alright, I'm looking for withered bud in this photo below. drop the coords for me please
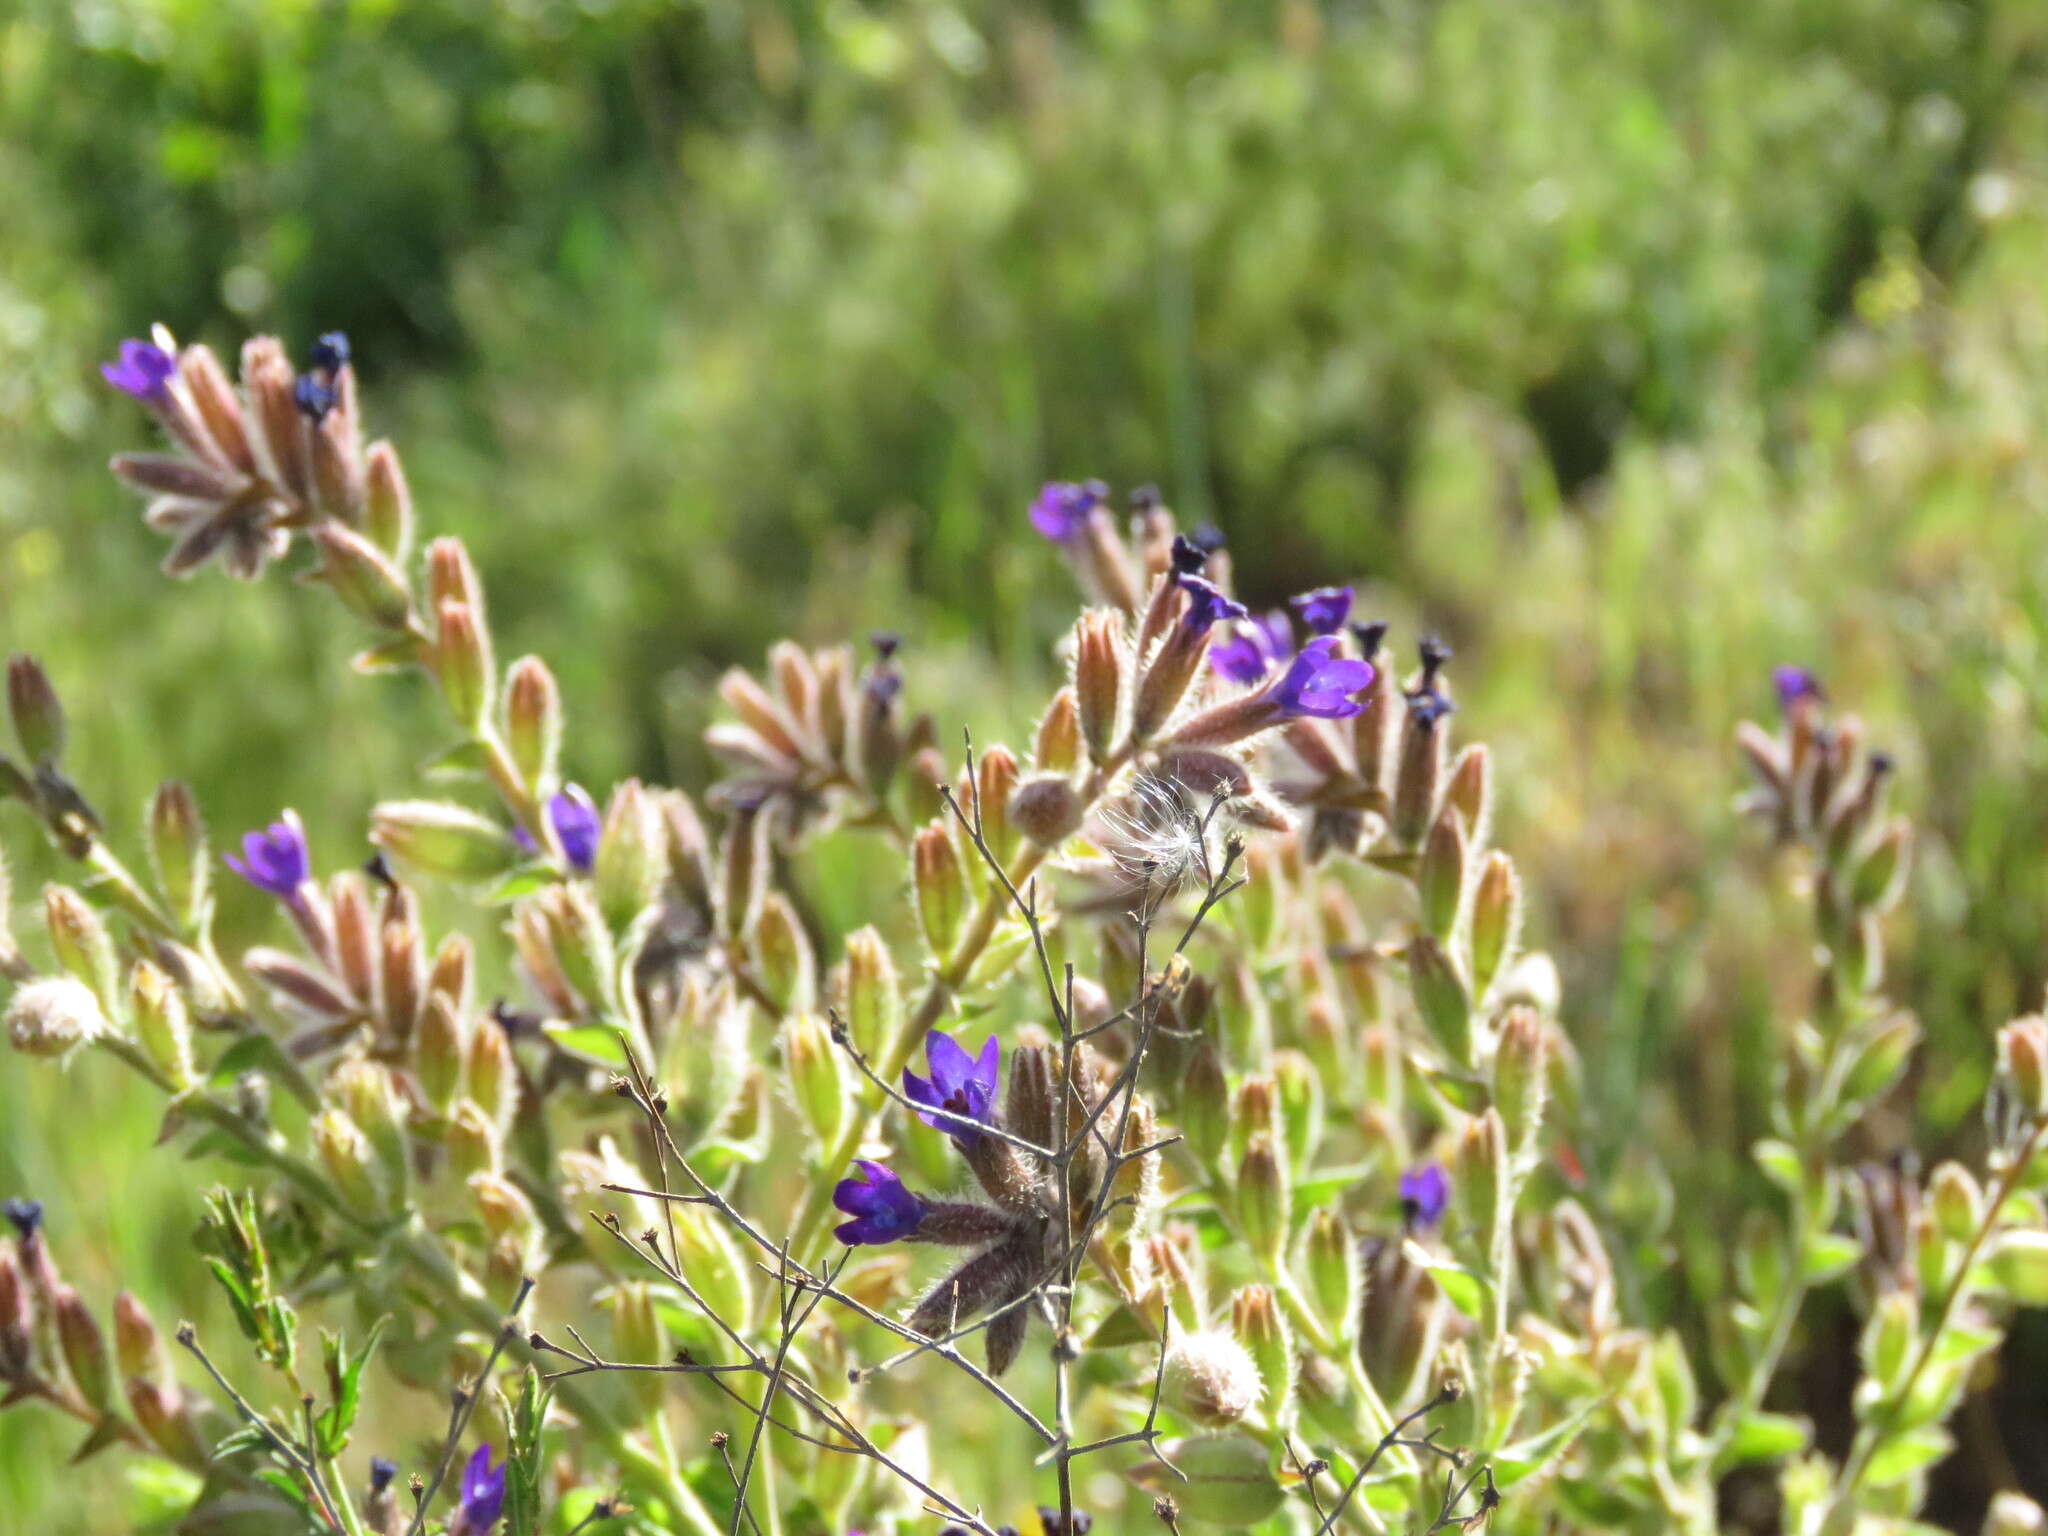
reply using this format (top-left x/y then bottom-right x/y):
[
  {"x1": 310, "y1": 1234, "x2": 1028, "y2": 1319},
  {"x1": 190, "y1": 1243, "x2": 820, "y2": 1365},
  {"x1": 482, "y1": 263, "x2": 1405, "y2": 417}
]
[
  {"x1": 243, "y1": 336, "x2": 310, "y2": 500},
  {"x1": 1035, "y1": 687, "x2": 1083, "y2": 773},
  {"x1": 1010, "y1": 774, "x2": 1085, "y2": 847},
  {"x1": 6, "y1": 976, "x2": 108, "y2": 1059},
  {"x1": 178, "y1": 343, "x2": 255, "y2": 474},
  {"x1": 113, "y1": 1290, "x2": 165, "y2": 1383},
  {"x1": 1074, "y1": 611, "x2": 1125, "y2": 766},
  {"x1": 1392, "y1": 691, "x2": 1451, "y2": 847},
  {"x1": 1161, "y1": 1329, "x2": 1263, "y2": 1426},
  {"x1": 1005, "y1": 1043, "x2": 1058, "y2": 1151}
]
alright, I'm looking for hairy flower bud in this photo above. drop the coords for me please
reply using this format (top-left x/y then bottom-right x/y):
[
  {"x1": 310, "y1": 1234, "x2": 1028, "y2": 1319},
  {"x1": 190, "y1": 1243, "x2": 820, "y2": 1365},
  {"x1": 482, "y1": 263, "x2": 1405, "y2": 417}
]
[
  {"x1": 1494, "y1": 1006, "x2": 1549, "y2": 1151},
  {"x1": 1392, "y1": 695, "x2": 1449, "y2": 847},
  {"x1": 1408, "y1": 935, "x2": 1473, "y2": 1069},
  {"x1": 834, "y1": 925, "x2": 900, "y2": 1062},
  {"x1": 44, "y1": 885, "x2": 119, "y2": 1017},
  {"x1": 467, "y1": 1016, "x2": 518, "y2": 1137},
  {"x1": 1445, "y1": 743, "x2": 1491, "y2": 848},
  {"x1": 53, "y1": 1284, "x2": 113, "y2": 1413},
  {"x1": 6, "y1": 976, "x2": 108, "y2": 1058},
  {"x1": 1469, "y1": 850, "x2": 1521, "y2": 1000},
  {"x1": 1035, "y1": 686, "x2": 1083, "y2": 773},
  {"x1": 129, "y1": 959, "x2": 195, "y2": 1088},
  {"x1": 1305, "y1": 1209, "x2": 1360, "y2": 1342},
  {"x1": 1236, "y1": 1135, "x2": 1289, "y2": 1266},
  {"x1": 1417, "y1": 808, "x2": 1468, "y2": 941},
  {"x1": 362, "y1": 439, "x2": 414, "y2": 562},
  {"x1": 7, "y1": 654, "x2": 66, "y2": 766},
  {"x1": 592, "y1": 779, "x2": 662, "y2": 932},
  {"x1": 1272, "y1": 1051, "x2": 1322, "y2": 1170},
  {"x1": 371, "y1": 801, "x2": 519, "y2": 881},
  {"x1": 309, "y1": 523, "x2": 414, "y2": 631},
  {"x1": 1928, "y1": 1161, "x2": 1981, "y2": 1244},
  {"x1": 782, "y1": 1013, "x2": 849, "y2": 1148},
  {"x1": 1074, "y1": 611, "x2": 1124, "y2": 765},
  {"x1": 2001, "y1": 1017, "x2": 2048, "y2": 1121},
  {"x1": 605, "y1": 1280, "x2": 669, "y2": 1415},
  {"x1": 1010, "y1": 774, "x2": 1084, "y2": 848},
  {"x1": 415, "y1": 992, "x2": 465, "y2": 1115},
  {"x1": 913, "y1": 821, "x2": 968, "y2": 957},
  {"x1": 1181, "y1": 1038, "x2": 1230, "y2": 1169},
  {"x1": 112, "y1": 1290, "x2": 165, "y2": 1384},
  {"x1": 751, "y1": 891, "x2": 816, "y2": 1014},
  {"x1": 1162, "y1": 1329, "x2": 1263, "y2": 1426},
  {"x1": 445, "y1": 1099, "x2": 501, "y2": 1181},
  {"x1": 1451, "y1": 1112, "x2": 1507, "y2": 1237},
  {"x1": 974, "y1": 745, "x2": 1022, "y2": 864},
  {"x1": 717, "y1": 804, "x2": 768, "y2": 945},
  {"x1": 503, "y1": 655, "x2": 562, "y2": 796},
  {"x1": 145, "y1": 781, "x2": 208, "y2": 929},
  {"x1": 1232, "y1": 1285, "x2": 1295, "y2": 1418},
  {"x1": 433, "y1": 600, "x2": 494, "y2": 730},
  {"x1": 313, "y1": 1108, "x2": 386, "y2": 1214}
]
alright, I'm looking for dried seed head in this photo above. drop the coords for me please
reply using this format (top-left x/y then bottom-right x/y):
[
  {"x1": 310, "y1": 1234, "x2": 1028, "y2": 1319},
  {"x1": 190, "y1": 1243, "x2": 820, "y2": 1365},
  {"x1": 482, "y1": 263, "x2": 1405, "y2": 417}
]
[
  {"x1": 1161, "y1": 1329, "x2": 1263, "y2": 1426},
  {"x1": 5, "y1": 976, "x2": 108, "y2": 1059},
  {"x1": 1010, "y1": 773, "x2": 1085, "y2": 847}
]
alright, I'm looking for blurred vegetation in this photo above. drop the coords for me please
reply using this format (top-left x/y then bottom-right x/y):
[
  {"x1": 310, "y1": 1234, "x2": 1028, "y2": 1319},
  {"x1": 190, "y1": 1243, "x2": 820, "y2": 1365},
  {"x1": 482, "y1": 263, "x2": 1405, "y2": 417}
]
[{"x1": 4, "y1": 0, "x2": 2048, "y2": 1528}]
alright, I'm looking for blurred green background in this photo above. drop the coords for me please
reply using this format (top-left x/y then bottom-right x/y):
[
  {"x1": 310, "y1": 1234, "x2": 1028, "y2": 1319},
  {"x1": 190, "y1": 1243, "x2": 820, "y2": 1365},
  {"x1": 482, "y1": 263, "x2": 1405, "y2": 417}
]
[{"x1": 5, "y1": 0, "x2": 2048, "y2": 1528}]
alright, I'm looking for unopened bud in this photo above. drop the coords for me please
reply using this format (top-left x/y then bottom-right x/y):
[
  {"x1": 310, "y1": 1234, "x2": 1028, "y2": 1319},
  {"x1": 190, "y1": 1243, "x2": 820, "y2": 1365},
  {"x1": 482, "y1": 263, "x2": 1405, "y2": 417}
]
[
  {"x1": 1392, "y1": 695, "x2": 1449, "y2": 847},
  {"x1": 661, "y1": 790, "x2": 715, "y2": 915},
  {"x1": 7, "y1": 655, "x2": 65, "y2": 765},
  {"x1": 838, "y1": 926, "x2": 899, "y2": 1060},
  {"x1": 427, "y1": 933, "x2": 473, "y2": 1019},
  {"x1": 605, "y1": 1281, "x2": 668, "y2": 1415},
  {"x1": 1862, "y1": 1288, "x2": 1915, "y2": 1392},
  {"x1": 1929, "y1": 1162, "x2": 1981, "y2": 1244},
  {"x1": 718, "y1": 805, "x2": 768, "y2": 945},
  {"x1": 975, "y1": 746, "x2": 1021, "y2": 864},
  {"x1": 113, "y1": 1290, "x2": 164, "y2": 1382},
  {"x1": 1451, "y1": 1112, "x2": 1507, "y2": 1237},
  {"x1": 310, "y1": 524, "x2": 414, "y2": 631},
  {"x1": 751, "y1": 892, "x2": 816, "y2": 1014},
  {"x1": 1305, "y1": 1210, "x2": 1360, "y2": 1342},
  {"x1": 1493, "y1": 1006, "x2": 1549, "y2": 1151},
  {"x1": 371, "y1": 801, "x2": 519, "y2": 881},
  {"x1": 1984, "y1": 1494, "x2": 2048, "y2": 1536},
  {"x1": 468, "y1": 1017, "x2": 518, "y2": 1135},
  {"x1": 445, "y1": 1100, "x2": 500, "y2": 1181},
  {"x1": 1407, "y1": 935, "x2": 1473, "y2": 1069},
  {"x1": 434, "y1": 601, "x2": 493, "y2": 728},
  {"x1": 147, "y1": 782, "x2": 208, "y2": 928},
  {"x1": 1236, "y1": 1134, "x2": 1289, "y2": 1265},
  {"x1": 1444, "y1": 744, "x2": 1490, "y2": 847},
  {"x1": 416, "y1": 993, "x2": 465, "y2": 1114},
  {"x1": 781, "y1": 1013, "x2": 848, "y2": 1147},
  {"x1": 1232, "y1": 1284, "x2": 1295, "y2": 1417},
  {"x1": 44, "y1": 885, "x2": 119, "y2": 1016},
  {"x1": 503, "y1": 656, "x2": 562, "y2": 795},
  {"x1": 1230, "y1": 1075, "x2": 1281, "y2": 1168},
  {"x1": 1010, "y1": 773, "x2": 1084, "y2": 848},
  {"x1": 1272, "y1": 1051, "x2": 1322, "y2": 1170},
  {"x1": 594, "y1": 779, "x2": 662, "y2": 932},
  {"x1": 129, "y1": 960, "x2": 195, "y2": 1088},
  {"x1": 313, "y1": 1108, "x2": 386, "y2": 1214},
  {"x1": 1162, "y1": 1329, "x2": 1263, "y2": 1426},
  {"x1": 425, "y1": 537, "x2": 485, "y2": 616},
  {"x1": 470, "y1": 1171, "x2": 539, "y2": 1249},
  {"x1": 1417, "y1": 808, "x2": 1468, "y2": 940},
  {"x1": 1035, "y1": 687, "x2": 1083, "y2": 772},
  {"x1": 54, "y1": 1285, "x2": 113, "y2": 1412},
  {"x1": 2002, "y1": 1017, "x2": 2048, "y2": 1120},
  {"x1": 1074, "y1": 611, "x2": 1124, "y2": 765},
  {"x1": 6, "y1": 976, "x2": 108, "y2": 1058},
  {"x1": 1851, "y1": 819, "x2": 1912, "y2": 914},
  {"x1": 913, "y1": 822, "x2": 968, "y2": 957},
  {"x1": 362, "y1": 440, "x2": 415, "y2": 562},
  {"x1": 1179, "y1": 1044, "x2": 1230, "y2": 1170},
  {"x1": 1470, "y1": 850, "x2": 1522, "y2": 999}
]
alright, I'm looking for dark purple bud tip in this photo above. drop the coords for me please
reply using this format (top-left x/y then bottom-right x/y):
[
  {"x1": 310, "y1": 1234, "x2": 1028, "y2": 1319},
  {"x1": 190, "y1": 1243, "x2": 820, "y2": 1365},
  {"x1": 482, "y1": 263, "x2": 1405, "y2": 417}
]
[
  {"x1": 294, "y1": 374, "x2": 337, "y2": 423},
  {"x1": 1349, "y1": 620, "x2": 1390, "y2": 661},
  {"x1": 1868, "y1": 750, "x2": 1895, "y2": 776},
  {"x1": 1188, "y1": 522, "x2": 1227, "y2": 556},
  {"x1": 1176, "y1": 575, "x2": 1249, "y2": 632},
  {"x1": 902, "y1": 1030, "x2": 1001, "y2": 1148},
  {"x1": 832, "y1": 1160, "x2": 926, "y2": 1246},
  {"x1": 1039, "y1": 1508, "x2": 1095, "y2": 1536},
  {"x1": 368, "y1": 1456, "x2": 399, "y2": 1493},
  {"x1": 2, "y1": 1198, "x2": 44, "y2": 1239},
  {"x1": 1418, "y1": 634, "x2": 1453, "y2": 679},
  {"x1": 1400, "y1": 1162, "x2": 1450, "y2": 1230},
  {"x1": 1130, "y1": 483, "x2": 1162, "y2": 512},
  {"x1": 1169, "y1": 533, "x2": 1209, "y2": 576},
  {"x1": 1406, "y1": 688, "x2": 1456, "y2": 730},
  {"x1": 309, "y1": 332, "x2": 351, "y2": 374},
  {"x1": 868, "y1": 629, "x2": 902, "y2": 661},
  {"x1": 101, "y1": 339, "x2": 176, "y2": 400},
  {"x1": 1288, "y1": 585, "x2": 1355, "y2": 637},
  {"x1": 226, "y1": 813, "x2": 311, "y2": 899},
  {"x1": 1029, "y1": 480, "x2": 1107, "y2": 542},
  {"x1": 1772, "y1": 665, "x2": 1824, "y2": 712}
]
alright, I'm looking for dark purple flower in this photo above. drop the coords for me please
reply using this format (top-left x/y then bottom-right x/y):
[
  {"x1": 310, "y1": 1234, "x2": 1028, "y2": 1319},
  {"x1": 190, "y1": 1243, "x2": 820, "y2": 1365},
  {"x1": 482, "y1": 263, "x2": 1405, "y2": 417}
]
[
  {"x1": 1289, "y1": 585, "x2": 1354, "y2": 636},
  {"x1": 1038, "y1": 1508, "x2": 1095, "y2": 1536},
  {"x1": 1349, "y1": 620, "x2": 1389, "y2": 661},
  {"x1": 1418, "y1": 634, "x2": 1454, "y2": 688},
  {"x1": 225, "y1": 813, "x2": 311, "y2": 899},
  {"x1": 2, "y1": 1198, "x2": 43, "y2": 1238},
  {"x1": 1210, "y1": 610, "x2": 1293, "y2": 686},
  {"x1": 368, "y1": 1457, "x2": 399, "y2": 1493},
  {"x1": 902, "y1": 1029, "x2": 1000, "y2": 1148},
  {"x1": 1169, "y1": 533, "x2": 1209, "y2": 576},
  {"x1": 1029, "y1": 480, "x2": 1107, "y2": 542},
  {"x1": 450, "y1": 1444, "x2": 507, "y2": 1535},
  {"x1": 833, "y1": 1160, "x2": 926, "y2": 1246},
  {"x1": 1773, "y1": 665, "x2": 1824, "y2": 712},
  {"x1": 308, "y1": 332, "x2": 351, "y2": 373},
  {"x1": 294, "y1": 374, "x2": 336, "y2": 422},
  {"x1": 101, "y1": 339, "x2": 176, "y2": 401},
  {"x1": 1408, "y1": 687, "x2": 1456, "y2": 730},
  {"x1": 1399, "y1": 1163, "x2": 1450, "y2": 1229},
  {"x1": 1272, "y1": 638, "x2": 1375, "y2": 720},
  {"x1": 512, "y1": 785, "x2": 601, "y2": 873},
  {"x1": 1176, "y1": 575, "x2": 1248, "y2": 632}
]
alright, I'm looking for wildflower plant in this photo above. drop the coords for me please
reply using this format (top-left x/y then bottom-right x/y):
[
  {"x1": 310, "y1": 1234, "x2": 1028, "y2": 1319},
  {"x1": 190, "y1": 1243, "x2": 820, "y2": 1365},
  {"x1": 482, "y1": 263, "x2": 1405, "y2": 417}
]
[{"x1": 0, "y1": 321, "x2": 2043, "y2": 1536}]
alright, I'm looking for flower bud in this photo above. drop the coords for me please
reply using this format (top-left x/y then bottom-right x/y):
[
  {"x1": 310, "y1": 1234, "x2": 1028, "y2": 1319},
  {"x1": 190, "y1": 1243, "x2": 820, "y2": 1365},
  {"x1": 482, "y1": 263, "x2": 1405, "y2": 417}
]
[
  {"x1": 53, "y1": 1284, "x2": 113, "y2": 1413},
  {"x1": 2002, "y1": 1017, "x2": 2048, "y2": 1120},
  {"x1": 309, "y1": 524, "x2": 414, "y2": 631},
  {"x1": 362, "y1": 439, "x2": 414, "y2": 562},
  {"x1": 1929, "y1": 1162, "x2": 1981, "y2": 1244},
  {"x1": 1493, "y1": 1006, "x2": 1549, "y2": 1151},
  {"x1": 1162, "y1": 1329, "x2": 1264, "y2": 1427},
  {"x1": 913, "y1": 821, "x2": 968, "y2": 957},
  {"x1": 975, "y1": 745, "x2": 1021, "y2": 864},
  {"x1": 1851, "y1": 819, "x2": 1912, "y2": 914},
  {"x1": 1305, "y1": 1209, "x2": 1360, "y2": 1342},
  {"x1": 1233, "y1": 1284, "x2": 1295, "y2": 1417},
  {"x1": 113, "y1": 1290, "x2": 165, "y2": 1383},
  {"x1": 147, "y1": 781, "x2": 208, "y2": 929},
  {"x1": 1035, "y1": 686, "x2": 1082, "y2": 772},
  {"x1": 1111, "y1": 1096, "x2": 1164, "y2": 1237},
  {"x1": 1392, "y1": 696, "x2": 1448, "y2": 847},
  {"x1": 503, "y1": 656, "x2": 562, "y2": 796},
  {"x1": 751, "y1": 892, "x2": 816, "y2": 1014},
  {"x1": 837, "y1": 926, "x2": 899, "y2": 1061},
  {"x1": 1445, "y1": 744, "x2": 1491, "y2": 848},
  {"x1": 904, "y1": 742, "x2": 948, "y2": 826},
  {"x1": 1469, "y1": 850, "x2": 1522, "y2": 999},
  {"x1": 1133, "y1": 1432, "x2": 1283, "y2": 1527},
  {"x1": 415, "y1": 993, "x2": 465, "y2": 1114},
  {"x1": 673, "y1": 1203, "x2": 755, "y2": 1331},
  {"x1": 1139, "y1": 1232, "x2": 1207, "y2": 1336},
  {"x1": 1451, "y1": 1113, "x2": 1507, "y2": 1238},
  {"x1": 1235, "y1": 839, "x2": 1281, "y2": 954},
  {"x1": 470, "y1": 1171, "x2": 540, "y2": 1252},
  {"x1": 7, "y1": 655, "x2": 65, "y2": 766},
  {"x1": 1074, "y1": 611, "x2": 1124, "y2": 765},
  {"x1": 44, "y1": 885, "x2": 118, "y2": 1016},
  {"x1": 1272, "y1": 1051, "x2": 1322, "y2": 1170},
  {"x1": 593, "y1": 779, "x2": 662, "y2": 932},
  {"x1": 379, "y1": 916, "x2": 424, "y2": 1053},
  {"x1": 781, "y1": 1013, "x2": 849, "y2": 1147},
  {"x1": 425, "y1": 536, "x2": 484, "y2": 615},
  {"x1": 1230, "y1": 1075, "x2": 1281, "y2": 1169},
  {"x1": 1861, "y1": 1287, "x2": 1916, "y2": 1392},
  {"x1": 1236, "y1": 1134, "x2": 1290, "y2": 1266},
  {"x1": 605, "y1": 1280, "x2": 669, "y2": 1416},
  {"x1": 717, "y1": 804, "x2": 768, "y2": 945},
  {"x1": 1417, "y1": 807, "x2": 1468, "y2": 940},
  {"x1": 468, "y1": 1016, "x2": 518, "y2": 1136},
  {"x1": 6, "y1": 976, "x2": 108, "y2": 1058},
  {"x1": 433, "y1": 600, "x2": 493, "y2": 730},
  {"x1": 0, "y1": 1251, "x2": 31, "y2": 1378},
  {"x1": 313, "y1": 1108, "x2": 386, "y2": 1215},
  {"x1": 371, "y1": 801, "x2": 519, "y2": 881},
  {"x1": 661, "y1": 790, "x2": 715, "y2": 916},
  {"x1": 427, "y1": 932, "x2": 473, "y2": 1020},
  {"x1": 178, "y1": 343, "x2": 254, "y2": 472},
  {"x1": 129, "y1": 960, "x2": 195, "y2": 1088},
  {"x1": 445, "y1": 1100, "x2": 500, "y2": 1180},
  {"x1": 1407, "y1": 935, "x2": 1473, "y2": 1069}
]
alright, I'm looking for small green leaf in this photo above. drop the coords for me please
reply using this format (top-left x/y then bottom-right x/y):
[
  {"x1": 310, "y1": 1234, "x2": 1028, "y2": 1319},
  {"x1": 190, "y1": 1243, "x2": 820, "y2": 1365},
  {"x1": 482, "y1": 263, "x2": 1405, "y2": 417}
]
[
  {"x1": 484, "y1": 863, "x2": 557, "y2": 904},
  {"x1": 1753, "y1": 1139, "x2": 1800, "y2": 1194},
  {"x1": 1405, "y1": 1243, "x2": 1492, "y2": 1320},
  {"x1": 1086, "y1": 1304, "x2": 1155, "y2": 1349},
  {"x1": 1863, "y1": 1427, "x2": 1952, "y2": 1488},
  {"x1": 1800, "y1": 1232, "x2": 1862, "y2": 1284},
  {"x1": 541, "y1": 1021, "x2": 630, "y2": 1068},
  {"x1": 1718, "y1": 1412, "x2": 1810, "y2": 1468},
  {"x1": 1492, "y1": 1401, "x2": 1598, "y2": 1487},
  {"x1": 423, "y1": 740, "x2": 493, "y2": 779},
  {"x1": 1986, "y1": 1230, "x2": 2048, "y2": 1304},
  {"x1": 1424, "y1": 1069, "x2": 1491, "y2": 1114}
]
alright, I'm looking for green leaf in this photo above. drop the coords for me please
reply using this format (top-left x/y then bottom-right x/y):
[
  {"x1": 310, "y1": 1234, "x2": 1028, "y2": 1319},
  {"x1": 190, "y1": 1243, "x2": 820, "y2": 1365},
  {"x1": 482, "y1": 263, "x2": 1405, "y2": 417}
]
[
  {"x1": 1085, "y1": 1304, "x2": 1155, "y2": 1349},
  {"x1": 1718, "y1": 1411, "x2": 1810, "y2": 1469},
  {"x1": 423, "y1": 740, "x2": 492, "y2": 779},
  {"x1": 541, "y1": 1020, "x2": 630, "y2": 1068},
  {"x1": 1800, "y1": 1232, "x2": 1862, "y2": 1284},
  {"x1": 206, "y1": 1258, "x2": 265, "y2": 1347},
  {"x1": 1492, "y1": 1401, "x2": 1599, "y2": 1487},
  {"x1": 207, "y1": 1033, "x2": 319, "y2": 1111},
  {"x1": 211, "y1": 1424, "x2": 269, "y2": 1462},
  {"x1": 1424, "y1": 1069, "x2": 1491, "y2": 1114},
  {"x1": 1863, "y1": 1428, "x2": 1952, "y2": 1488},
  {"x1": 1986, "y1": 1230, "x2": 2048, "y2": 1304},
  {"x1": 1753, "y1": 1139, "x2": 1800, "y2": 1194},
  {"x1": 1405, "y1": 1243, "x2": 1492, "y2": 1320},
  {"x1": 315, "y1": 1317, "x2": 386, "y2": 1456},
  {"x1": 484, "y1": 862, "x2": 558, "y2": 904}
]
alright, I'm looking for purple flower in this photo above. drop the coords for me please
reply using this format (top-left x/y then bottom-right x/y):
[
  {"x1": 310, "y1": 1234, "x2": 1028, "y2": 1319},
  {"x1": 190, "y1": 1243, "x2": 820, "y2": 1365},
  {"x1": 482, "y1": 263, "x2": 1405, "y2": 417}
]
[
  {"x1": 1210, "y1": 610, "x2": 1292, "y2": 686},
  {"x1": 1289, "y1": 585, "x2": 1354, "y2": 636},
  {"x1": 1029, "y1": 480, "x2": 1107, "y2": 542},
  {"x1": 1176, "y1": 575, "x2": 1249, "y2": 632},
  {"x1": 101, "y1": 339, "x2": 176, "y2": 401},
  {"x1": 449, "y1": 1444, "x2": 507, "y2": 1535},
  {"x1": 1272, "y1": 638, "x2": 1375, "y2": 720},
  {"x1": 225, "y1": 813, "x2": 311, "y2": 899},
  {"x1": 511, "y1": 785, "x2": 602, "y2": 873},
  {"x1": 1773, "y1": 665, "x2": 1824, "y2": 712},
  {"x1": 833, "y1": 1160, "x2": 926, "y2": 1245},
  {"x1": 902, "y1": 1029, "x2": 1000, "y2": 1148},
  {"x1": 1399, "y1": 1163, "x2": 1450, "y2": 1229},
  {"x1": 294, "y1": 374, "x2": 336, "y2": 422},
  {"x1": 2, "y1": 1198, "x2": 43, "y2": 1239},
  {"x1": 368, "y1": 1457, "x2": 399, "y2": 1493},
  {"x1": 308, "y1": 332, "x2": 351, "y2": 373}
]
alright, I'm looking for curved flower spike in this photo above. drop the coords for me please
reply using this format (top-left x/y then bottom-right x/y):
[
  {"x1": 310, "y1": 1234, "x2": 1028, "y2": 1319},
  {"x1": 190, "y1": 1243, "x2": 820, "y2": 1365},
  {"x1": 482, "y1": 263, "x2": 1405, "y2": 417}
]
[
  {"x1": 902, "y1": 1030, "x2": 1001, "y2": 1148},
  {"x1": 833, "y1": 1160, "x2": 926, "y2": 1245}
]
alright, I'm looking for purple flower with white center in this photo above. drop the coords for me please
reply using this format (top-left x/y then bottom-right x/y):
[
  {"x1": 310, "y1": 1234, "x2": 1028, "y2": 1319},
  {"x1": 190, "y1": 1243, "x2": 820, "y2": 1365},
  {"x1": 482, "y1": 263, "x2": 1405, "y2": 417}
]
[
  {"x1": 902, "y1": 1029, "x2": 1000, "y2": 1148},
  {"x1": 833, "y1": 1160, "x2": 926, "y2": 1246},
  {"x1": 101, "y1": 339, "x2": 176, "y2": 401},
  {"x1": 225, "y1": 812, "x2": 311, "y2": 899},
  {"x1": 1399, "y1": 1163, "x2": 1450, "y2": 1229},
  {"x1": 1272, "y1": 637, "x2": 1375, "y2": 720},
  {"x1": 1210, "y1": 610, "x2": 1293, "y2": 686},
  {"x1": 511, "y1": 785, "x2": 601, "y2": 873},
  {"x1": 1175, "y1": 575, "x2": 1248, "y2": 632},
  {"x1": 1773, "y1": 665, "x2": 1824, "y2": 712},
  {"x1": 1289, "y1": 585, "x2": 1354, "y2": 636},
  {"x1": 448, "y1": 1444, "x2": 507, "y2": 1535},
  {"x1": 1028, "y1": 480, "x2": 1107, "y2": 542}
]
